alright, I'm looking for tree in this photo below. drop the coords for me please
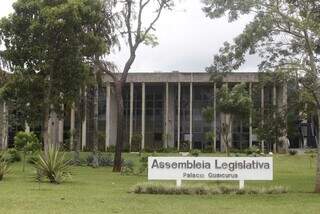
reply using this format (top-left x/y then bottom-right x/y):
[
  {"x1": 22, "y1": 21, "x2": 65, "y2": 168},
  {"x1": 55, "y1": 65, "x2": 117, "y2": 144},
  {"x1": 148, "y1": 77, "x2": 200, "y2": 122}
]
[
  {"x1": 0, "y1": 0, "x2": 113, "y2": 151},
  {"x1": 202, "y1": 0, "x2": 320, "y2": 192},
  {"x1": 202, "y1": 106, "x2": 216, "y2": 152},
  {"x1": 14, "y1": 131, "x2": 41, "y2": 172},
  {"x1": 96, "y1": 0, "x2": 173, "y2": 172},
  {"x1": 218, "y1": 83, "x2": 252, "y2": 156}
]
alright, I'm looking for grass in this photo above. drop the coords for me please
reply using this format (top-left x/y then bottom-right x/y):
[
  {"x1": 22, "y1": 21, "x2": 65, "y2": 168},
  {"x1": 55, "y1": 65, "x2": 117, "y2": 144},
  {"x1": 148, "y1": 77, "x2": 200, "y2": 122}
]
[{"x1": 0, "y1": 153, "x2": 320, "y2": 214}]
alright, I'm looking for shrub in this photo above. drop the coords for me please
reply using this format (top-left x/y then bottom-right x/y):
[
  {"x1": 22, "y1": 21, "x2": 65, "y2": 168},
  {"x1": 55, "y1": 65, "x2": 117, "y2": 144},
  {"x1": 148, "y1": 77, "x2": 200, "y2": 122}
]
[
  {"x1": 0, "y1": 153, "x2": 10, "y2": 181},
  {"x1": 14, "y1": 131, "x2": 41, "y2": 171},
  {"x1": 190, "y1": 149, "x2": 201, "y2": 157},
  {"x1": 7, "y1": 148, "x2": 21, "y2": 162},
  {"x1": 131, "y1": 183, "x2": 288, "y2": 195},
  {"x1": 245, "y1": 146, "x2": 260, "y2": 155},
  {"x1": 121, "y1": 160, "x2": 135, "y2": 175},
  {"x1": 0, "y1": 160, "x2": 10, "y2": 181},
  {"x1": 86, "y1": 153, "x2": 113, "y2": 167},
  {"x1": 158, "y1": 147, "x2": 178, "y2": 153},
  {"x1": 131, "y1": 134, "x2": 142, "y2": 152},
  {"x1": 107, "y1": 145, "x2": 116, "y2": 153},
  {"x1": 180, "y1": 141, "x2": 190, "y2": 152},
  {"x1": 289, "y1": 150, "x2": 298, "y2": 156},
  {"x1": 27, "y1": 153, "x2": 40, "y2": 164},
  {"x1": 34, "y1": 146, "x2": 71, "y2": 184}
]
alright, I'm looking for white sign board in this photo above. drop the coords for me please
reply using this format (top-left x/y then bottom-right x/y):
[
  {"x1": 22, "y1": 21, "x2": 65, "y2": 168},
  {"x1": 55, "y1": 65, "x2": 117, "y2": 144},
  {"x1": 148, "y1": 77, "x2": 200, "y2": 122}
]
[{"x1": 148, "y1": 157, "x2": 273, "y2": 188}]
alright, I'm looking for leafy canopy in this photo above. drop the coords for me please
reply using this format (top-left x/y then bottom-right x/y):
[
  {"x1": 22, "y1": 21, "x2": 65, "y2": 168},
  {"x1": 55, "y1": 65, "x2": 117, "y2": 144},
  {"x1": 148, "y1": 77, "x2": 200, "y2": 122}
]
[
  {"x1": 202, "y1": 0, "x2": 320, "y2": 103},
  {"x1": 217, "y1": 83, "x2": 252, "y2": 118},
  {"x1": 0, "y1": 0, "x2": 115, "y2": 118}
]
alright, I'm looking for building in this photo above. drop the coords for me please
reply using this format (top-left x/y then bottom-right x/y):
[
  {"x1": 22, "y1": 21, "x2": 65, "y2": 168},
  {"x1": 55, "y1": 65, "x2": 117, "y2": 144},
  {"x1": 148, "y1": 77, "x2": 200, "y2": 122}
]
[{"x1": 0, "y1": 72, "x2": 291, "y2": 152}]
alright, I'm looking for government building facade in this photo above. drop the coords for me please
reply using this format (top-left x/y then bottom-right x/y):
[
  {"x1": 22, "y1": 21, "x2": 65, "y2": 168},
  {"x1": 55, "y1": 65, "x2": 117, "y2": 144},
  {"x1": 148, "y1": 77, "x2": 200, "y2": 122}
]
[{"x1": 0, "y1": 71, "x2": 304, "y2": 152}]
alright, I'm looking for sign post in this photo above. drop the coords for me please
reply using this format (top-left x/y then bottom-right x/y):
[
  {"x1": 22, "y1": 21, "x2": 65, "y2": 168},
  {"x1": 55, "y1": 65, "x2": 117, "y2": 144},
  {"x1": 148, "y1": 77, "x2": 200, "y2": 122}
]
[{"x1": 148, "y1": 157, "x2": 273, "y2": 189}]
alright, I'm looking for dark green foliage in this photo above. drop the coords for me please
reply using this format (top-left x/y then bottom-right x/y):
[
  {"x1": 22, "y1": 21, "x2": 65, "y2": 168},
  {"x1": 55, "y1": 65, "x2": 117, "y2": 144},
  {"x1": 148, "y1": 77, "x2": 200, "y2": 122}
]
[
  {"x1": 217, "y1": 84, "x2": 252, "y2": 118},
  {"x1": 131, "y1": 183, "x2": 288, "y2": 195},
  {"x1": 180, "y1": 141, "x2": 190, "y2": 152},
  {"x1": 131, "y1": 133, "x2": 142, "y2": 152},
  {"x1": 121, "y1": 160, "x2": 135, "y2": 175},
  {"x1": 0, "y1": 0, "x2": 116, "y2": 146},
  {"x1": 14, "y1": 131, "x2": 41, "y2": 171},
  {"x1": 0, "y1": 160, "x2": 10, "y2": 181},
  {"x1": 86, "y1": 153, "x2": 114, "y2": 167},
  {"x1": 289, "y1": 150, "x2": 298, "y2": 156},
  {"x1": 107, "y1": 145, "x2": 116, "y2": 153},
  {"x1": 7, "y1": 148, "x2": 21, "y2": 163},
  {"x1": 34, "y1": 146, "x2": 71, "y2": 184},
  {"x1": 245, "y1": 146, "x2": 261, "y2": 155},
  {"x1": 14, "y1": 132, "x2": 40, "y2": 152},
  {"x1": 190, "y1": 149, "x2": 201, "y2": 157},
  {"x1": 27, "y1": 153, "x2": 40, "y2": 165}
]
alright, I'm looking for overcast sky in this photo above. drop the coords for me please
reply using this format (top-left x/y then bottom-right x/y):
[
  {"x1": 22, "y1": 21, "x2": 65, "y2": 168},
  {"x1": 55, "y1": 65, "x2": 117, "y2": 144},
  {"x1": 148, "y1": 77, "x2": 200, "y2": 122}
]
[{"x1": 0, "y1": 0, "x2": 258, "y2": 72}]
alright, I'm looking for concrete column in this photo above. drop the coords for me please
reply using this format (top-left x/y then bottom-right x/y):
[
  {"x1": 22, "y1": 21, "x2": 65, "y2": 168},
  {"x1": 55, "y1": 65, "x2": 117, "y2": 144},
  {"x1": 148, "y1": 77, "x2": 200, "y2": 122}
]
[
  {"x1": 277, "y1": 82, "x2": 288, "y2": 152},
  {"x1": 58, "y1": 105, "x2": 64, "y2": 146},
  {"x1": 273, "y1": 84, "x2": 277, "y2": 153},
  {"x1": 105, "y1": 82, "x2": 111, "y2": 149},
  {"x1": 249, "y1": 83, "x2": 253, "y2": 148},
  {"x1": 129, "y1": 82, "x2": 134, "y2": 151},
  {"x1": 213, "y1": 83, "x2": 217, "y2": 152},
  {"x1": 1, "y1": 102, "x2": 8, "y2": 149},
  {"x1": 141, "y1": 83, "x2": 145, "y2": 150},
  {"x1": 167, "y1": 85, "x2": 175, "y2": 148},
  {"x1": 82, "y1": 87, "x2": 87, "y2": 150},
  {"x1": 220, "y1": 83, "x2": 229, "y2": 152},
  {"x1": 189, "y1": 82, "x2": 193, "y2": 150},
  {"x1": 177, "y1": 82, "x2": 181, "y2": 151},
  {"x1": 164, "y1": 82, "x2": 169, "y2": 148},
  {"x1": 49, "y1": 111, "x2": 59, "y2": 147},
  {"x1": 25, "y1": 122, "x2": 30, "y2": 133},
  {"x1": 261, "y1": 86, "x2": 265, "y2": 153},
  {"x1": 70, "y1": 104, "x2": 75, "y2": 150}
]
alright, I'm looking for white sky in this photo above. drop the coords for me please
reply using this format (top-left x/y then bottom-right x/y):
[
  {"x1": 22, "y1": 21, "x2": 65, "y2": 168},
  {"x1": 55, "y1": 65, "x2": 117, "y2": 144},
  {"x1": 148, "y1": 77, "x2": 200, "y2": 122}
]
[{"x1": 0, "y1": 0, "x2": 259, "y2": 72}]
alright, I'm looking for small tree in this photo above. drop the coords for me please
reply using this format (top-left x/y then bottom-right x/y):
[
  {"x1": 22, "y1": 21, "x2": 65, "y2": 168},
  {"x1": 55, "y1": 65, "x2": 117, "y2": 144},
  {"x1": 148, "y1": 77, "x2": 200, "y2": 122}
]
[
  {"x1": 14, "y1": 131, "x2": 40, "y2": 172},
  {"x1": 202, "y1": 106, "x2": 216, "y2": 152},
  {"x1": 217, "y1": 83, "x2": 252, "y2": 156}
]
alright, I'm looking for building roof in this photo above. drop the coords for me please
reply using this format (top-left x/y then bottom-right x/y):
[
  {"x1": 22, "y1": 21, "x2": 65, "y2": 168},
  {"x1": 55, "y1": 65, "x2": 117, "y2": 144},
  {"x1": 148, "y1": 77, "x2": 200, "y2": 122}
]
[{"x1": 103, "y1": 71, "x2": 259, "y2": 83}]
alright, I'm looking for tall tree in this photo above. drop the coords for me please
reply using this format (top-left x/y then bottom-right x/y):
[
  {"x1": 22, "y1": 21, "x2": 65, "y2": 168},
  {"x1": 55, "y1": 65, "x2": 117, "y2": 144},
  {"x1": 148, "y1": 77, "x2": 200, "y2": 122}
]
[
  {"x1": 202, "y1": 0, "x2": 320, "y2": 192},
  {"x1": 96, "y1": 0, "x2": 173, "y2": 172},
  {"x1": 217, "y1": 83, "x2": 252, "y2": 156},
  {"x1": 0, "y1": 0, "x2": 114, "y2": 151}
]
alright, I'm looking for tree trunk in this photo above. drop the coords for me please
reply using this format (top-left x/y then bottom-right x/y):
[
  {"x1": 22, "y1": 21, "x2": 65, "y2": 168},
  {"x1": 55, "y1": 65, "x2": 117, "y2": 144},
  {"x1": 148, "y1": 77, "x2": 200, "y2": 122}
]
[
  {"x1": 92, "y1": 82, "x2": 99, "y2": 168},
  {"x1": 315, "y1": 109, "x2": 320, "y2": 193},
  {"x1": 113, "y1": 81, "x2": 124, "y2": 172},
  {"x1": 43, "y1": 107, "x2": 50, "y2": 152},
  {"x1": 73, "y1": 102, "x2": 82, "y2": 164}
]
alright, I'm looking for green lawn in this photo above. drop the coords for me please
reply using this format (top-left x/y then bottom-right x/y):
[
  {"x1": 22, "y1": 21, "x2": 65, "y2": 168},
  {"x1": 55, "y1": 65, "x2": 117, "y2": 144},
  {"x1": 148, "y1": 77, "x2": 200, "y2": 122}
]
[{"x1": 1, "y1": 153, "x2": 320, "y2": 214}]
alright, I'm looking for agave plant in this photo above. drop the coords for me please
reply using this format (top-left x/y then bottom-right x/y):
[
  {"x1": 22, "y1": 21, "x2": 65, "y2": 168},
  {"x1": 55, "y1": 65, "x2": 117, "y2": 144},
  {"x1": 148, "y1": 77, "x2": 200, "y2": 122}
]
[
  {"x1": 0, "y1": 160, "x2": 10, "y2": 181},
  {"x1": 34, "y1": 145, "x2": 71, "y2": 184}
]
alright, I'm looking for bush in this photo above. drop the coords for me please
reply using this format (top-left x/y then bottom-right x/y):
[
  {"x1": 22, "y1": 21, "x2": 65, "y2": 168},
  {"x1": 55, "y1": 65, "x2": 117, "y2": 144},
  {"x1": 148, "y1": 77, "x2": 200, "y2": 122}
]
[
  {"x1": 7, "y1": 148, "x2": 21, "y2": 163},
  {"x1": 157, "y1": 147, "x2": 178, "y2": 153},
  {"x1": 107, "y1": 145, "x2": 116, "y2": 153},
  {"x1": 190, "y1": 149, "x2": 201, "y2": 157},
  {"x1": 34, "y1": 146, "x2": 71, "y2": 184},
  {"x1": 27, "y1": 153, "x2": 40, "y2": 164},
  {"x1": 121, "y1": 160, "x2": 135, "y2": 175},
  {"x1": 180, "y1": 141, "x2": 190, "y2": 152},
  {"x1": 131, "y1": 134, "x2": 142, "y2": 152},
  {"x1": 245, "y1": 146, "x2": 260, "y2": 155},
  {"x1": 14, "y1": 131, "x2": 41, "y2": 171},
  {"x1": 131, "y1": 183, "x2": 288, "y2": 195},
  {"x1": 289, "y1": 149, "x2": 298, "y2": 156},
  {"x1": 86, "y1": 153, "x2": 113, "y2": 167},
  {"x1": 0, "y1": 160, "x2": 10, "y2": 181},
  {"x1": 0, "y1": 153, "x2": 10, "y2": 181}
]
